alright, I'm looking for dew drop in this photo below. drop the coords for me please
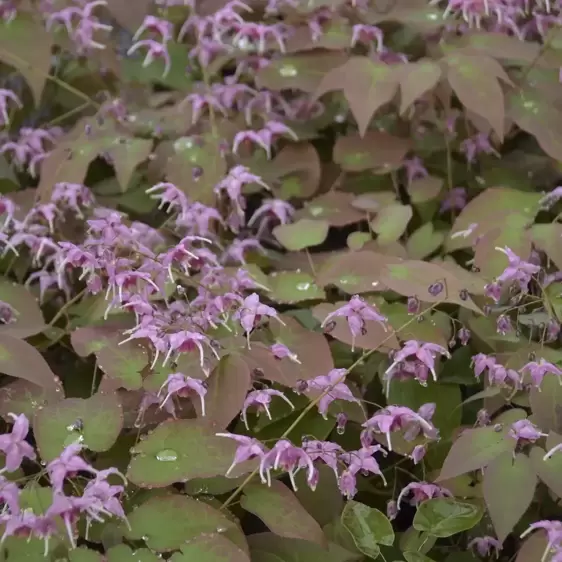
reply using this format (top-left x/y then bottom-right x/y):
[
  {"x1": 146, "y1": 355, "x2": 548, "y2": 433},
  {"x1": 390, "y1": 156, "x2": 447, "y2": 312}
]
[
  {"x1": 308, "y1": 206, "x2": 324, "y2": 217},
  {"x1": 216, "y1": 527, "x2": 227, "y2": 533},
  {"x1": 296, "y1": 282, "x2": 311, "y2": 291},
  {"x1": 156, "y1": 449, "x2": 178, "y2": 462},
  {"x1": 279, "y1": 64, "x2": 298, "y2": 77}
]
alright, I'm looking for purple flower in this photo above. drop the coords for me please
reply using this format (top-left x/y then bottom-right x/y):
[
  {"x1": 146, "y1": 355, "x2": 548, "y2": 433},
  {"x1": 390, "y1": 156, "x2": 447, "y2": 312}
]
[
  {"x1": 233, "y1": 293, "x2": 283, "y2": 346},
  {"x1": 259, "y1": 439, "x2": 315, "y2": 491},
  {"x1": 385, "y1": 340, "x2": 450, "y2": 387},
  {"x1": 410, "y1": 444, "x2": 427, "y2": 464},
  {"x1": 468, "y1": 536, "x2": 502, "y2": 558},
  {"x1": 397, "y1": 482, "x2": 452, "y2": 510},
  {"x1": 127, "y1": 39, "x2": 171, "y2": 77},
  {"x1": 495, "y1": 246, "x2": 541, "y2": 294},
  {"x1": 241, "y1": 389, "x2": 294, "y2": 429},
  {"x1": 305, "y1": 368, "x2": 360, "y2": 419},
  {"x1": 0, "y1": 413, "x2": 36, "y2": 472},
  {"x1": 401, "y1": 156, "x2": 428, "y2": 185},
  {"x1": 321, "y1": 295, "x2": 387, "y2": 351},
  {"x1": 520, "y1": 358, "x2": 562, "y2": 388},
  {"x1": 158, "y1": 373, "x2": 208, "y2": 416},
  {"x1": 47, "y1": 443, "x2": 98, "y2": 492},
  {"x1": 0, "y1": 89, "x2": 22, "y2": 126},
  {"x1": 301, "y1": 440, "x2": 343, "y2": 477},
  {"x1": 521, "y1": 520, "x2": 562, "y2": 553},
  {"x1": 270, "y1": 343, "x2": 300, "y2": 363},
  {"x1": 440, "y1": 187, "x2": 467, "y2": 213},
  {"x1": 362, "y1": 405, "x2": 438, "y2": 451},
  {"x1": 509, "y1": 419, "x2": 547, "y2": 445},
  {"x1": 340, "y1": 445, "x2": 388, "y2": 486},
  {"x1": 216, "y1": 433, "x2": 267, "y2": 476},
  {"x1": 338, "y1": 469, "x2": 357, "y2": 499}
]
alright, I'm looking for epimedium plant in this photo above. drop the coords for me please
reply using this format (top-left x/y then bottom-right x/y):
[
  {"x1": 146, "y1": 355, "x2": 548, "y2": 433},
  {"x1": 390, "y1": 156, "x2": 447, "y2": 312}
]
[{"x1": 0, "y1": 0, "x2": 560, "y2": 561}]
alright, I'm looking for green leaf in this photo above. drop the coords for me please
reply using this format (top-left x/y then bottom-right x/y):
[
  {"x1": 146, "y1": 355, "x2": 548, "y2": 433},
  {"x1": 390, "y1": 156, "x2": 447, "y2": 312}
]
[
  {"x1": 483, "y1": 452, "x2": 537, "y2": 542},
  {"x1": 413, "y1": 498, "x2": 483, "y2": 538},
  {"x1": 69, "y1": 548, "x2": 105, "y2": 562},
  {"x1": 0, "y1": 281, "x2": 46, "y2": 338},
  {"x1": 529, "y1": 374, "x2": 562, "y2": 433},
  {"x1": 127, "y1": 494, "x2": 241, "y2": 552},
  {"x1": 248, "y1": 533, "x2": 362, "y2": 562},
  {"x1": 0, "y1": 334, "x2": 62, "y2": 398},
  {"x1": 406, "y1": 223, "x2": 445, "y2": 260},
  {"x1": 370, "y1": 204, "x2": 413, "y2": 244},
  {"x1": 399, "y1": 60, "x2": 441, "y2": 114},
  {"x1": 95, "y1": 335, "x2": 148, "y2": 390},
  {"x1": 241, "y1": 481, "x2": 326, "y2": 545},
  {"x1": 529, "y1": 446, "x2": 562, "y2": 499},
  {"x1": 170, "y1": 534, "x2": 251, "y2": 562},
  {"x1": 436, "y1": 426, "x2": 516, "y2": 481},
  {"x1": 33, "y1": 391, "x2": 123, "y2": 461},
  {"x1": 399, "y1": 527, "x2": 436, "y2": 555},
  {"x1": 341, "y1": 500, "x2": 395, "y2": 559},
  {"x1": 108, "y1": 138, "x2": 153, "y2": 191},
  {"x1": 267, "y1": 271, "x2": 326, "y2": 304},
  {"x1": 126, "y1": 419, "x2": 250, "y2": 488},
  {"x1": 106, "y1": 544, "x2": 161, "y2": 562},
  {"x1": 273, "y1": 219, "x2": 329, "y2": 251},
  {"x1": 0, "y1": 15, "x2": 54, "y2": 103}
]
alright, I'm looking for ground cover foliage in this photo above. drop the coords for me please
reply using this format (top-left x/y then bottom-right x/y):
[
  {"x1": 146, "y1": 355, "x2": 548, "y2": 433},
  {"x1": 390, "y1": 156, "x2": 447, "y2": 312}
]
[{"x1": 0, "y1": 0, "x2": 561, "y2": 560}]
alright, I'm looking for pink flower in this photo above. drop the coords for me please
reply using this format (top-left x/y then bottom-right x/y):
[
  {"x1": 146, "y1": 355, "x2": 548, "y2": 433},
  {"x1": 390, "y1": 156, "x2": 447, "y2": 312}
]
[
  {"x1": 321, "y1": 295, "x2": 388, "y2": 352},
  {"x1": 520, "y1": 358, "x2": 562, "y2": 388},
  {"x1": 127, "y1": 39, "x2": 171, "y2": 77},
  {"x1": 351, "y1": 24, "x2": 384, "y2": 51},
  {"x1": 340, "y1": 445, "x2": 388, "y2": 486},
  {"x1": 521, "y1": 520, "x2": 562, "y2": 553},
  {"x1": 301, "y1": 440, "x2": 343, "y2": 477},
  {"x1": 0, "y1": 413, "x2": 36, "y2": 472},
  {"x1": 362, "y1": 405, "x2": 438, "y2": 451},
  {"x1": 233, "y1": 293, "x2": 283, "y2": 345},
  {"x1": 509, "y1": 419, "x2": 547, "y2": 445},
  {"x1": 468, "y1": 536, "x2": 502, "y2": 558},
  {"x1": 216, "y1": 433, "x2": 268, "y2": 476},
  {"x1": 305, "y1": 368, "x2": 360, "y2": 419},
  {"x1": 158, "y1": 373, "x2": 208, "y2": 416},
  {"x1": 397, "y1": 482, "x2": 452, "y2": 510},
  {"x1": 495, "y1": 246, "x2": 540, "y2": 294},
  {"x1": 133, "y1": 15, "x2": 174, "y2": 42},
  {"x1": 47, "y1": 443, "x2": 98, "y2": 492},
  {"x1": 241, "y1": 389, "x2": 294, "y2": 429},
  {"x1": 338, "y1": 469, "x2": 358, "y2": 499},
  {"x1": 270, "y1": 343, "x2": 300, "y2": 363}
]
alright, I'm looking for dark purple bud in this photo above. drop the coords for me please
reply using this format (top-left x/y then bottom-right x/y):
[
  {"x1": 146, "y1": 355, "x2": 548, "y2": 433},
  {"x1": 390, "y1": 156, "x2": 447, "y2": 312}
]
[
  {"x1": 528, "y1": 351, "x2": 536, "y2": 361},
  {"x1": 323, "y1": 320, "x2": 336, "y2": 334},
  {"x1": 448, "y1": 338, "x2": 456, "y2": 348},
  {"x1": 84, "y1": 124, "x2": 92, "y2": 135},
  {"x1": 192, "y1": 166, "x2": 203, "y2": 181},
  {"x1": 252, "y1": 368, "x2": 264, "y2": 378},
  {"x1": 483, "y1": 305, "x2": 492, "y2": 316},
  {"x1": 407, "y1": 296, "x2": 420, "y2": 315},
  {"x1": 476, "y1": 408, "x2": 490, "y2": 426},
  {"x1": 386, "y1": 500, "x2": 398, "y2": 521},
  {"x1": 493, "y1": 423, "x2": 503, "y2": 432},
  {"x1": 458, "y1": 328, "x2": 471, "y2": 345},
  {"x1": 459, "y1": 289, "x2": 468, "y2": 301},
  {"x1": 295, "y1": 379, "x2": 308, "y2": 393},
  {"x1": 336, "y1": 412, "x2": 348, "y2": 435},
  {"x1": 547, "y1": 319, "x2": 560, "y2": 342},
  {"x1": 471, "y1": 265, "x2": 480, "y2": 273},
  {"x1": 0, "y1": 302, "x2": 17, "y2": 325},
  {"x1": 428, "y1": 282, "x2": 444, "y2": 296}
]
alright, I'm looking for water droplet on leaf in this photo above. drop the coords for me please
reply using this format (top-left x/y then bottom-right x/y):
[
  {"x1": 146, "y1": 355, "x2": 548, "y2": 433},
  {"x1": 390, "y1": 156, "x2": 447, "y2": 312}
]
[
  {"x1": 279, "y1": 64, "x2": 298, "y2": 77},
  {"x1": 156, "y1": 449, "x2": 178, "y2": 462}
]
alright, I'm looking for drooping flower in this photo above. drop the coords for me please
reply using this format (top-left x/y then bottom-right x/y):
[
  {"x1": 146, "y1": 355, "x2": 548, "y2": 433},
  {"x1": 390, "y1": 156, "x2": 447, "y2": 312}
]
[
  {"x1": 509, "y1": 419, "x2": 547, "y2": 445},
  {"x1": 520, "y1": 358, "x2": 562, "y2": 389},
  {"x1": 0, "y1": 89, "x2": 22, "y2": 126},
  {"x1": 340, "y1": 445, "x2": 388, "y2": 486},
  {"x1": 158, "y1": 373, "x2": 208, "y2": 415},
  {"x1": 396, "y1": 482, "x2": 452, "y2": 510},
  {"x1": 495, "y1": 246, "x2": 541, "y2": 294},
  {"x1": 0, "y1": 413, "x2": 36, "y2": 472},
  {"x1": 320, "y1": 295, "x2": 387, "y2": 351},
  {"x1": 216, "y1": 433, "x2": 268, "y2": 476},
  {"x1": 241, "y1": 389, "x2": 294, "y2": 429},
  {"x1": 233, "y1": 293, "x2": 283, "y2": 346},
  {"x1": 47, "y1": 443, "x2": 98, "y2": 492},
  {"x1": 305, "y1": 368, "x2": 360, "y2": 419},
  {"x1": 468, "y1": 536, "x2": 502, "y2": 558}
]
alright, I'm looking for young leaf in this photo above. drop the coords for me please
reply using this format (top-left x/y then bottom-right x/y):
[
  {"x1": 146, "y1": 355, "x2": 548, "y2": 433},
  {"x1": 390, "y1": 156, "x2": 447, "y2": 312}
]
[
  {"x1": 445, "y1": 53, "x2": 512, "y2": 140},
  {"x1": 297, "y1": 191, "x2": 364, "y2": 227},
  {"x1": 267, "y1": 271, "x2": 326, "y2": 304},
  {"x1": 0, "y1": 280, "x2": 46, "y2": 338},
  {"x1": 436, "y1": 426, "x2": 516, "y2": 481},
  {"x1": 341, "y1": 500, "x2": 395, "y2": 559},
  {"x1": 33, "y1": 391, "x2": 124, "y2": 461},
  {"x1": 127, "y1": 419, "x2": 250, "y2": 487},
  {"x1": 170, "y1": 535, "x2": 250, "y2": 562},
  {"x1": 483, "y1": 452, "x2": 537, "y2": 542},
  {"x1": 0, "y1": 334, "x2": 62, "y2": 397},
  {"x1": 406, "y1": 223, "x2": 445, "y2": 260},
  {"x1": 314, "y1": 57, "x2": 400, "y2": 136},
  {"x1": 413, "y1": 498, "x2": 483, "y2": 538},
  {"x1": 127, "y1": 494, "x2": 240, "y2": 552},
  {"x1": 398, "y1": 60, "x2": 442, "y2": 114},
  {"x1": 241, "y1": 481, "x2": 326, "y2": 545},
  {"x1": 273, "y1": 219, "x2": 329, "y2": 251},
  {"x1": 370, "y1": 204, "x2": 413, "y2": 245}
]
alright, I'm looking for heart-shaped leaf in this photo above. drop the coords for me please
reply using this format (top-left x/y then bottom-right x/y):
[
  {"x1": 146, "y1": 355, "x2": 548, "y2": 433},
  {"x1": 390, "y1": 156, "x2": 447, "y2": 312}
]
[
  {"x1": 273, "y1": 219, "x2": 329, "y2": 251},
  {"x1": 267, "y1": 271, "x2": 326, "y2": 304},
  {"x1": 413, "y1": 498, "x2": 483, "y2": 538},
  {"x1": 0, "y1": 281, "x2": 46, "y2": 338}
]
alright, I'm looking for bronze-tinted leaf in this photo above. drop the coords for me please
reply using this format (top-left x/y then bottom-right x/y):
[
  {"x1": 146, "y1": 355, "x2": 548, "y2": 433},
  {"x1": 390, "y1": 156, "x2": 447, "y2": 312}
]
[
  {"x1": 241, "y1": 481, "x2": 326, "y2": 545},
  {"x1": 315, "y1": 57, "x2": 400, "y2": 136},
  {"x1": 370, "y1": 204, "x2": 413, "y2": 245},
  {"x1": 295, "y1": 191, "x2": 364, "y2": 227},
  {"x1": 108, "y1": 138, "x2": 153, "y2": 191},
  {"x1": 0, "y1": 14, "x2": 54, "y2": 103},
  {"x1": 334, "y1": 131, "x2": 411, "y2": 172},
  {"x1": 0, "y1": 281, "x2": 45, "y2": 338},
  {"x1": 445, "y1": 53, "x2": 512, "y2": 140},
  {"x1": 398, "y1": 60, "x2": 442, "y2": 114},
  {"x1": 0, "y1": 334, "x2": 62, "y2": 398},
  {"x1": 106, "y1": 0, "x2": 151, "y2": 31},
  {"x1": 256, "y1": 51, "x2": 348, "y2": 93},
  {"x1": 199, "y1": 354, "x2": 252, "y2": 430},
  {"x1": 454, "y1": 32, "x2": 540, "y2": 64}
]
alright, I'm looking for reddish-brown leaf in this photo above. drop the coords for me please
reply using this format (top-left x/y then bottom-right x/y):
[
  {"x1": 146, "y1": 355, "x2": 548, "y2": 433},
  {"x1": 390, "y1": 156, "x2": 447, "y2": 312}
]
[
  {"x1": 398, "y1": 60, "x2": 442, "y2": 114},
  {"x1": 315, "y1": 56, "x2": 400, "y2": 136},
  {"x1": 0, "y1": 280, "x2": 45, "y2": 338},
  {"x1": 295, "y1": 191, "x2": 364, "y2": 227},
  {"x1": 446, "y1": 53, "x2": 512, "y2": 140}
]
